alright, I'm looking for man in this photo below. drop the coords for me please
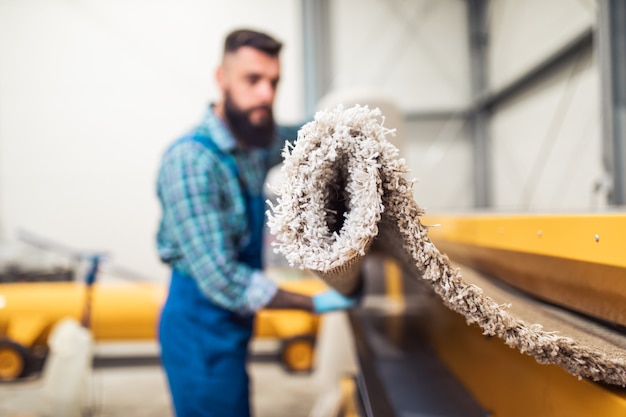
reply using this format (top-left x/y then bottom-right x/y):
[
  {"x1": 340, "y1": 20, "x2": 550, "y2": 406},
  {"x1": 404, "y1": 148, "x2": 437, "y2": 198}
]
[{"x1": 156, "y1": 29, "x2": 356, "y2": 417}]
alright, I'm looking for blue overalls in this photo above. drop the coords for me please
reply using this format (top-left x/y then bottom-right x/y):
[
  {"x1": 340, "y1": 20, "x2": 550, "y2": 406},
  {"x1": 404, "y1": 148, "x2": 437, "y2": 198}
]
[{"x1": 158, "y1": 132, "x2": 265, "y2": 417}]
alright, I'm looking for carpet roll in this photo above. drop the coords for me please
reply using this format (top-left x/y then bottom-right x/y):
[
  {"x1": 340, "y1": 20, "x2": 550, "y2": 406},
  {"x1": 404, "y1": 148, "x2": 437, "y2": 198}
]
[{"x1": 267, "y1": 104, "x2": 626, "y2": 387}]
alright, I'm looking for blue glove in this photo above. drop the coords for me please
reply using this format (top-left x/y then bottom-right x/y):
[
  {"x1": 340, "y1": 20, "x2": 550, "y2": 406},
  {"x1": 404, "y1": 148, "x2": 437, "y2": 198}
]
[{"x1": 312, "y1": 289, "x2": 356, "y2": 314}]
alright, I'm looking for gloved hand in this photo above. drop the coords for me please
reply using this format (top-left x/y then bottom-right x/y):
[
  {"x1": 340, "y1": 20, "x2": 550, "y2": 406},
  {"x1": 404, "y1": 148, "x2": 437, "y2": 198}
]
[{"x1": 312, "y1": 288, "x2": 357, "y2": 314}]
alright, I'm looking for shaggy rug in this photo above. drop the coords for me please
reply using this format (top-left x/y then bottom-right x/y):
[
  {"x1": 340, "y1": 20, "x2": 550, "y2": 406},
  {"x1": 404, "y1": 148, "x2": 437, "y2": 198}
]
[{"x1": 267, "y1": 104, "x2": 626, "y2": 387}]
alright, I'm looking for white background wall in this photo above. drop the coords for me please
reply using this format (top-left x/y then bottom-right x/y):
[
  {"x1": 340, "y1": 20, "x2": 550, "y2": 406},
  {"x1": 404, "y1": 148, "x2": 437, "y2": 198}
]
[
  {"x1": 326, "y1": 0, "x2": 606, "y2": 213},
  {"x1": 0, "y1": 0, "x2": 303, "y2": 281},
  {"x1": 327, "y1": 0, "x2": 474, "y2": 212},
  {"x1": 488, "y1": 0, "x2": 595, "y2": 92},
  {"x1": 329, "y1": 0, "x2": 470, "y2": 113},
  {"x1": 491, "y1": 49, "x2": 604, "y2": 211},
  {"x1": 0, "y1": 0, "x2": 610, "y2": 281},
  {"x1": 487, "y1": 0, "x2": 606, "y2": 212}
]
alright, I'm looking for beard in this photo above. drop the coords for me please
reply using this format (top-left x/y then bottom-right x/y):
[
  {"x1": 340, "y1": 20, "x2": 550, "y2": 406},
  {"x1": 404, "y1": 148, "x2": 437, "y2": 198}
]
[{"x1": 223, "y1": 91, "x2": 275, "y2": 149}]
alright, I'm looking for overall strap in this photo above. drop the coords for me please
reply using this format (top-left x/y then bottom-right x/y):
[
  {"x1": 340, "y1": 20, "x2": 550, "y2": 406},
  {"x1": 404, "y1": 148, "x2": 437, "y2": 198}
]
[{"x1": 186, "y1": 133, "x2": 244, "y2": 190}]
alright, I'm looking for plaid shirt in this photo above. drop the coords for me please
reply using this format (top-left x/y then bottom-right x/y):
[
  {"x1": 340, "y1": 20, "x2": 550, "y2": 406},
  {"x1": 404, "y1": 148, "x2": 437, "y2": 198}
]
[{"x1": 156, "y1": 105, "x2": 296, "y2": 315}]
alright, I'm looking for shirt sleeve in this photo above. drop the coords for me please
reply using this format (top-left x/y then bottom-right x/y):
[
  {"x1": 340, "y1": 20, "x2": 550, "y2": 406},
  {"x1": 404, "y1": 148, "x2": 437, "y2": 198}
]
[{"x1": 158, "y1": 141, "x2": 278, "y2": 315}]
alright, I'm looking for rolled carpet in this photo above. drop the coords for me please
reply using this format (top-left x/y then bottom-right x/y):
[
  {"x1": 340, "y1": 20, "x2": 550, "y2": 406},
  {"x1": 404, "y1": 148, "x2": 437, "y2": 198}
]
[{"x1": 267, "y1": 104, "x2": 626, "y2": 387}]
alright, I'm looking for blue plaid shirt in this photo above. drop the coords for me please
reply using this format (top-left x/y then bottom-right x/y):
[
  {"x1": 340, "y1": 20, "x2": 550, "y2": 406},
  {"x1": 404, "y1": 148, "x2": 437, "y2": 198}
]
[{"x1": 156, "y1": 105, "x2": 297, "y2": 315}]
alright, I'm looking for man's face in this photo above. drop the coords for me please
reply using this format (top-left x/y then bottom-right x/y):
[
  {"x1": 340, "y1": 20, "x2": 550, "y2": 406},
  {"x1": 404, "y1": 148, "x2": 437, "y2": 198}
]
[{"x1": 218, "y1": 46, "x2": 280, "y2": 148}]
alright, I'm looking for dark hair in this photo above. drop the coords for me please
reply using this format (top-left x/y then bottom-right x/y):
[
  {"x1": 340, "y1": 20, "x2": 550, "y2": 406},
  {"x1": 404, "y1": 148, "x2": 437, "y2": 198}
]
[{"x1": 223, "y1": 29, "x2": 282, "y2": 57}]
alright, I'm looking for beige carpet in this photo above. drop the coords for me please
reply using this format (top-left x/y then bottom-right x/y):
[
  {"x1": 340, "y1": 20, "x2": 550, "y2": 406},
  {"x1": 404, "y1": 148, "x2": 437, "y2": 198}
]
[{"x1": 267, "y1": 104, "x2": 626, "y2": 387}]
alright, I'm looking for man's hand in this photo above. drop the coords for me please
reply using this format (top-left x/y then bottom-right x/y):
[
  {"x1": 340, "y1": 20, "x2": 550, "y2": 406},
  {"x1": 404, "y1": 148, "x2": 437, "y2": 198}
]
[{"x1": 312, "y1": 288, "x2": 356, "y2": 313}]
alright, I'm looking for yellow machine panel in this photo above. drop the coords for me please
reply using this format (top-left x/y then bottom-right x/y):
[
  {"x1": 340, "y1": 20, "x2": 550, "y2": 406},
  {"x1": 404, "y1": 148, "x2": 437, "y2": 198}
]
[
  {"x1": 0, "y1": 274, "x2": 327, "y2": 380},
  {"x1": 424, "y1": 213, "x2": 626, "y2": 327}
]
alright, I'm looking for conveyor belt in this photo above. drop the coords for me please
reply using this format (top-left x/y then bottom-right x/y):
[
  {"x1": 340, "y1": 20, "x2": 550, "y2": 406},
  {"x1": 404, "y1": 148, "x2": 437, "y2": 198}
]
[
  {"x1": 349, "y1": 257, "x2": 626, "y2": 417},
  {"x1": 349, "y1": 306, "x2": 486, "y2": 417},
  {"x1": 349, "y1": 257, "x2": 486, "y2": 417}
]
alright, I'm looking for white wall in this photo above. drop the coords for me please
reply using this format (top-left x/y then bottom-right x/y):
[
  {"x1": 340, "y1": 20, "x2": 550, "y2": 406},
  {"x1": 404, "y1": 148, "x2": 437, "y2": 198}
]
[
  {"x1": 325, "y1": 0, "x2": 606, "y2": 214},
  {"x1": 491, "y1": 49, "x2": 605, "y2": 211},
  {"x1": 329, "y1": 0, "x2": 471, "y2": 113},
  {"x1": 0, "y1": 0, "x2": 609, "y2": 282},
  {"x1": 0, "y1": 0, "x2": 303, "y2": 282},
  {"x1": 327, "y1": 0, "x2": 474, "y2": 211},
  {"x1": 487, "y1": 0, "x2": 596, "y2": 92},
  {"x1": 487, "y1": 0, "x2": 606, "y2": 212},
  {"x1": 404, "y1": 117, "x2": 473, "y2": 211}
]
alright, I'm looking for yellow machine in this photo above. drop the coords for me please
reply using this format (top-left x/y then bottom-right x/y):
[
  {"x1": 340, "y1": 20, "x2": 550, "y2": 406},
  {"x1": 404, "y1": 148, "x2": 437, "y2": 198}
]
[
  {"x1": 0, "y1": 273, "x2": 325, "y2": 381},
  {"x1": 345, "y1": 213, "x2": 626, "y2": 417},
  {"x1": 256, "y1": 274, "x2": 326, "y2": 373}
]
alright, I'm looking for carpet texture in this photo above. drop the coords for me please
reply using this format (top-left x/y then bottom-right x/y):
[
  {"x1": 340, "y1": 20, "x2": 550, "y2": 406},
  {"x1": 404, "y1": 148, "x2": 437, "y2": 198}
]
[{"x1": 267, "y1": 104, "x2": 626, "y2": 387}]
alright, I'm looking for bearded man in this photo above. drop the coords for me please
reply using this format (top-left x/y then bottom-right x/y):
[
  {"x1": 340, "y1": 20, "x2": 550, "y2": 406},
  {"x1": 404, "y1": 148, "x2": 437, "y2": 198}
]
[{"x1": 155, "y1": 29, "x2": 355, "y2": 417}]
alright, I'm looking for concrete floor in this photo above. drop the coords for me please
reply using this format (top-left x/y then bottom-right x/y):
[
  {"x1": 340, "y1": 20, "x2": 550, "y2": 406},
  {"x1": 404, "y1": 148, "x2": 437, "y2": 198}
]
[{"x1": 0, "y1": 340, "x2": 320, "y2": 417}]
